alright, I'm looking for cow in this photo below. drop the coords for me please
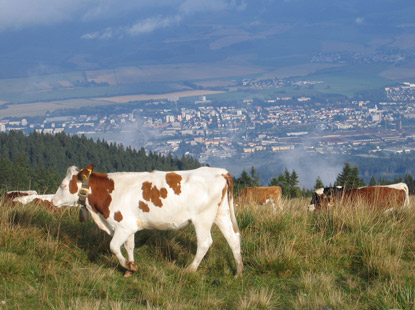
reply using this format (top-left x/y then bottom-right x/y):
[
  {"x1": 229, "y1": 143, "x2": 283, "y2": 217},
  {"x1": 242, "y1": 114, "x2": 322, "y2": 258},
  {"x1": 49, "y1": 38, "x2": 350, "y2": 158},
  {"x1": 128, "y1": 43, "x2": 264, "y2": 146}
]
[
  {"x1": 308, "y1": 186, "x2": 343, "y2": 211},
  {"x1": 343, "y1": 183, "x2": 409, "y2": 210},
  {"x1": 4, "y1": 190, "x2": 38, "y2": 201},
  {"x1": 12, "y1": 194, "x2": 54, "y2": 205},
  {"x1": 237, "y1": 186, "x2": 282, "y2": 213},
  {"x1": 12, "y1": 194, "x2": 56, "y2": 210},
  {"x1": 309, "y1": 183, "x2": 409, "y2": 211},
  {"x1": 52, "y1": 165, "x2": 243, "y2": 277}
]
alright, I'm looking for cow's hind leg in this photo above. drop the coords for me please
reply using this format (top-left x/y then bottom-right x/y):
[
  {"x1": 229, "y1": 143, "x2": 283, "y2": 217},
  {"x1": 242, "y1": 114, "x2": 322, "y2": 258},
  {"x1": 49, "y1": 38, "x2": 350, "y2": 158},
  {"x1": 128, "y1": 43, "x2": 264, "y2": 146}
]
[
  {"x1": 215, "y1": 213, "x2": 243, "y2": 276},
  {"x1": 124, "y1": 233, "x2": 138, "y2": 273},
  {"x1": 110, "y1": 229, "x2": 137, "y2": 274},
  {"x1": 187, "y1": 219, "x2": 214, "y2": 272}
]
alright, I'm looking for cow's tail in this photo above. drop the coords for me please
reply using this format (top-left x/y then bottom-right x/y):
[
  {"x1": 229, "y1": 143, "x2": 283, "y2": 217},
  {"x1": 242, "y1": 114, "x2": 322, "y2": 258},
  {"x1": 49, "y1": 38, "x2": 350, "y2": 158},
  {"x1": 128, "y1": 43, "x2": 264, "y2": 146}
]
[
  {"x1": 404, "y1": 183, "x2": 410, "y2": 207},
  {"x1": 222, "y1": 172, "x2": 239, "y2": 234}
]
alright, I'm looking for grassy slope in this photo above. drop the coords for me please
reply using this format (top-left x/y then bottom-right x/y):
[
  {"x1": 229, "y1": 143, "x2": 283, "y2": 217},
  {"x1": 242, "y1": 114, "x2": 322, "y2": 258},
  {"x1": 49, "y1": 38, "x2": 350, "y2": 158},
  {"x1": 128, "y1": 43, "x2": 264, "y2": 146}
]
[{"x1": 1, "y1": 198, "x2": 415, "y2": 309}]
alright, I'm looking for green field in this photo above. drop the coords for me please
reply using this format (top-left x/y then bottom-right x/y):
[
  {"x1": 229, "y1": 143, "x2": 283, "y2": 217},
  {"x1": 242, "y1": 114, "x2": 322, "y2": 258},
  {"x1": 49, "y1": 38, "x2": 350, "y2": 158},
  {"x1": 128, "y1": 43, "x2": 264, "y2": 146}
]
[{"x1": 2, "y1": 198, "x2": 415, "y2": 309}]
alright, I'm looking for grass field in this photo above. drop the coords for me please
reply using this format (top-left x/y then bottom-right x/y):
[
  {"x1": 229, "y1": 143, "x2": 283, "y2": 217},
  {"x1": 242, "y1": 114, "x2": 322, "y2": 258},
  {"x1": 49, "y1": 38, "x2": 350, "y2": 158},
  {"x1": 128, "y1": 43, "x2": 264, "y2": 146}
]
[{"x1": 2, "y1": 196, "x2": 415, "y2": 309}]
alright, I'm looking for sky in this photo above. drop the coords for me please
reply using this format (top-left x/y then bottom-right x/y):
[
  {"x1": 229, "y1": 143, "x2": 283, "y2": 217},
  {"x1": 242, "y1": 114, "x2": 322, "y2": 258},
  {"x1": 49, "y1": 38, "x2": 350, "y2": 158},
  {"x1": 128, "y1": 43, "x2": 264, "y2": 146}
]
[
  {"x1": 2, "y1": 0, "x2": 414, "y2": 36},
  {"x1": 0, "y1": 0, "x2": 247, "y2": 34},
  {"x1": 1, "y1": 0, "x2": 414, "y2": 80},
  {"x1": 1, "y1": 0, "x2": 415, "y2": 77}
]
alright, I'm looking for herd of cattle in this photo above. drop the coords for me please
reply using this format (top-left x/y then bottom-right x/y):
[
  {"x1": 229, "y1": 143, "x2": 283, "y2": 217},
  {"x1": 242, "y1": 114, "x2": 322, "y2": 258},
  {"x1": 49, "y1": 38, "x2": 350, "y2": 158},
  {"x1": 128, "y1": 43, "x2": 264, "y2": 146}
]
[{"x1": 1, "y1": 165, "x2": 411, "y2": 277}]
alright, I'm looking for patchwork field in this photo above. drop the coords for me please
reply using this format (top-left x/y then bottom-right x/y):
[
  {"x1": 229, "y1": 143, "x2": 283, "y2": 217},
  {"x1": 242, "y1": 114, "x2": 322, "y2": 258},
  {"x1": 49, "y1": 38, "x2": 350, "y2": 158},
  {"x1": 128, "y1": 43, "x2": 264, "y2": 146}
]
[{"x1": 0, "y1": 61, "x2": 409, "y2": 119}]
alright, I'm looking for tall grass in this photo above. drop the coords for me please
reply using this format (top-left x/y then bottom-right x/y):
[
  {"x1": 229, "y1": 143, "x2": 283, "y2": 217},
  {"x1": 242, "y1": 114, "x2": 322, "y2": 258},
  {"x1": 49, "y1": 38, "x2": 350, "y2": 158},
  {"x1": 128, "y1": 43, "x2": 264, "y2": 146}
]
[{"x1": 2, "y1": 197, "x2": 415, "y2": 309}]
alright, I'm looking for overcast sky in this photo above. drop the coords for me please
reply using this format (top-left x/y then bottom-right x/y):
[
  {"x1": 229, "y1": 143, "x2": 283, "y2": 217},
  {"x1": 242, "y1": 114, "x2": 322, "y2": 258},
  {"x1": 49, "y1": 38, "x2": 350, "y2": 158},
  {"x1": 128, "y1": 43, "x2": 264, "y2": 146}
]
[{"x1": 0, "y1": 0, "x2": 248, "y2": 34}]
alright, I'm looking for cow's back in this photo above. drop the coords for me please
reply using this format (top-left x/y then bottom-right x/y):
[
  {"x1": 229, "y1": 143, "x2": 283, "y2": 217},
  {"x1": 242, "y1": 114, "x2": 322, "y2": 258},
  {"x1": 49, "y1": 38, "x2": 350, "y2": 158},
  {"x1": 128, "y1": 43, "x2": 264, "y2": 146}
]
[
  {"x1": 343, "y1": 186, "x2": 406, "y2": 208},
  {"x1": 104, "y1": 167, "x2": 231, "y2": 230}
]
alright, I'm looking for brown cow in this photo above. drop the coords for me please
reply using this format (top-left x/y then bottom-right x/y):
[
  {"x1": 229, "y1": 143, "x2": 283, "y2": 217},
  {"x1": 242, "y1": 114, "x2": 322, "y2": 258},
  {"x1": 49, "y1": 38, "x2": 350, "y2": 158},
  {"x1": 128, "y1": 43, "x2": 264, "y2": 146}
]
[
  {"x1": 237, "y1": 186, "x2": 282, "y2": 213},
  {"x1": 342, "y1": 186, "x2": 407, "y2": 209},
  {"x1": 309, "y1": 183, "x2": 409, "y2": 211}
]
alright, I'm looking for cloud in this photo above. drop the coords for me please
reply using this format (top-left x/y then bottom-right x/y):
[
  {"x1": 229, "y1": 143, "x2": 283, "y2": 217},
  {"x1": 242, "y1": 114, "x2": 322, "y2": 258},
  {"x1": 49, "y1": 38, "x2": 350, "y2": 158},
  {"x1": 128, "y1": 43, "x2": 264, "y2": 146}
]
[
  {"x1": 0, "y1": 0, "x2": 246, "y2": 32},
  {"x1": 81, "y1": 15, "x2": 182, "y2": 40},
  {"x1": 127, "y1": 15, "x2": 182, "y2": 36},
  {"x1": 81, "y1": 27, "x2": 115, "y2": 40},
  {"x1": 0, "y1": 0, "x2": 179, "y2": 31},
  {"x1": 0, "y1": 0, "x2": 89, "y2": 31},
  {"x1": 355, "y1": 17, "x2": 365, "y2": 24}
]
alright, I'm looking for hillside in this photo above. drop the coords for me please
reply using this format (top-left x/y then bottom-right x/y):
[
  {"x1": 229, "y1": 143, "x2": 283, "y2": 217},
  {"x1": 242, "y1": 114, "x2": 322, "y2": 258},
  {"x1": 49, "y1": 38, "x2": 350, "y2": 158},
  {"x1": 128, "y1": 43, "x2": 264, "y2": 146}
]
[{"x1": 1, "y1": 198, "x2": 415, "y2": 309}]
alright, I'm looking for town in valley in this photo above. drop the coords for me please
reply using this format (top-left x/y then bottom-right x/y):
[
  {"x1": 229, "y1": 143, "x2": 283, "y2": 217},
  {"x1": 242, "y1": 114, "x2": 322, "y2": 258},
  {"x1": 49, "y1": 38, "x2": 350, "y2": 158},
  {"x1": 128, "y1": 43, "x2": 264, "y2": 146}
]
[{"x1": 2, "y1": 79, "x2": 415, "y2": 172}]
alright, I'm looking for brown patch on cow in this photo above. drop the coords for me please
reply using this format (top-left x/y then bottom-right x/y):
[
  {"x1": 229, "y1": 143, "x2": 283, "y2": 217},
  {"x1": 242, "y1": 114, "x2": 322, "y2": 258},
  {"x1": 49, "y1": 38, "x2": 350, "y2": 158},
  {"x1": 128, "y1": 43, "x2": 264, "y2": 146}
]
[
  {"x1": 114, "y1": 211, "x2": 123, "y2": 222},
  {"x1": 141, "y1": 182, "x2": 166, "y2": 207},
  {"x1": 33, "y1": 198, "x2": 55, "y2": 212},
  {"x1": 139, "y1": 201, "x2": 150, "y2": 212},
  {"x1": 160, "y1": 187, "x2": 168, "y2": 199},
  {"x1": 219, "y1": 184, "x2": 227, "y2": 207},
  {"x1": 69, "y1": 175, "x2": 79, "y2": 194},
  {"x1": 87, "y1": 172, "x2": 114, "y2": 219},
  {"x1": 222, "y1": 172, "x2": 239, "y2": 234},
  {"x1": 166, "y1": 172, "x2": 182, "y2": 195},
  {"x1": 142, "y1": 182, "x2": 152, "y2": 201},
  {"x1": 222, "y1": 172, "x2": 234, "y2": 199},
  {"x1": 5, "y1": 191, "x2": 35, "y2": 201}
]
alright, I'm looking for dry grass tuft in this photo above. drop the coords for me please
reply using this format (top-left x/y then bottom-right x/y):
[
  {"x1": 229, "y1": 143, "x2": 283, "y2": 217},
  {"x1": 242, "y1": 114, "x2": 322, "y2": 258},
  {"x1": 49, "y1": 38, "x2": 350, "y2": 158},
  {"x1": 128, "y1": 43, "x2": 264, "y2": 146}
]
[{"x1": 238, "y1": 287, "x2": 278, "y2": 310}]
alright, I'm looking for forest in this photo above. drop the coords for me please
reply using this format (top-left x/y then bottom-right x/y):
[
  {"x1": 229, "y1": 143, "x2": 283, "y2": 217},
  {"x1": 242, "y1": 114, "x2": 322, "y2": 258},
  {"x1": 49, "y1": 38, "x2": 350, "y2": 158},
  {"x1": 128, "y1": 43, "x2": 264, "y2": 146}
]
[{"x1": 0, "y1": 131, "x2": 200, "y2": 194}]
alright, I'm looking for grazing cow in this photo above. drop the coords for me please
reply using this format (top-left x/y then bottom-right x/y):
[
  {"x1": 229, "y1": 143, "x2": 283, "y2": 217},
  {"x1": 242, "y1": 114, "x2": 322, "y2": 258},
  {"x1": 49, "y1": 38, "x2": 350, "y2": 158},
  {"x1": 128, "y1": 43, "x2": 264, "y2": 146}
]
[
  {"x1": 52, "y1": 165, "x2": 243, "y2": 277},
  {"x1": 237, "y1": 186, "x2": 282, "y2": 212},
  {"x1": 309, "y1": 183, "x2": 409, "y2": 211},
  {"x1": 308, "y1": 186, "x2": 343, "y2": 211},
  {"x1": 4, "y1": 190, "x2": 38, "y2": 201},
  {"x1": 12, "y1": 194, "x2": 54, "y2": 205},
  {"x1": 12, "y1": 194, "x2": 55, "y2": 210}
]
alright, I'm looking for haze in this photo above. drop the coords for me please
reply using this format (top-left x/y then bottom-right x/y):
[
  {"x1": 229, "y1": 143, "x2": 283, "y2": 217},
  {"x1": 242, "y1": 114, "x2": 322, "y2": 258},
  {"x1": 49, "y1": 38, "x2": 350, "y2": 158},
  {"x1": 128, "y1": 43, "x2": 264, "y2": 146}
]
[{"x1": 1, "y1": 0, "x2": 415, "y2": 78}]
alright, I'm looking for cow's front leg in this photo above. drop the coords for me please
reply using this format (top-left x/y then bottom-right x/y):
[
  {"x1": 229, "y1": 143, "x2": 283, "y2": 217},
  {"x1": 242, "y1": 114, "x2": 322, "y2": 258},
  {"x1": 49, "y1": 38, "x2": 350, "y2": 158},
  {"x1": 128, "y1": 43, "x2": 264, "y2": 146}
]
[
  {"x1": 110, "y1": 229, "x2": 136, "y2": 275},
  {"x1": 187, "y1": 220, "x2": 213, "y2": 272}
]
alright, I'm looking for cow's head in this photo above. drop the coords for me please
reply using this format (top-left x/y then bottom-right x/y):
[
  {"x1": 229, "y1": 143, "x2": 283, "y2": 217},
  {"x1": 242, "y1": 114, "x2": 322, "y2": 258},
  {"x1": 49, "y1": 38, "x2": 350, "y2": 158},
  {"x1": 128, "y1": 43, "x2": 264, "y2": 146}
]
[
  {"x1": 52, "y1": 165, "x2": 94, "y2": 207},
  {"x1": 308, "y1": 186, "x2": 343, "y2": 211},
  {"x1": 308, "y1": 188, "x2": 324, "y2": 211}
]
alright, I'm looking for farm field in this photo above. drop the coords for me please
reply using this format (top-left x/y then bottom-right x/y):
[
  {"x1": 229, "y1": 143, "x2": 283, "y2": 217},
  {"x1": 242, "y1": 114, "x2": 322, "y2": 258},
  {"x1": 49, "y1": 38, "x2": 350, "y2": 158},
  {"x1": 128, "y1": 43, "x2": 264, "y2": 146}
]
[
  {"x1": 1, "y1": 197, "x2": 415, "y2": 309},
  {"x1": 0, "y1": 62, "x2": 404, "y2": 120},
  {"x1": 0, "y1": 90, "x2": 225, "y2": 119}
]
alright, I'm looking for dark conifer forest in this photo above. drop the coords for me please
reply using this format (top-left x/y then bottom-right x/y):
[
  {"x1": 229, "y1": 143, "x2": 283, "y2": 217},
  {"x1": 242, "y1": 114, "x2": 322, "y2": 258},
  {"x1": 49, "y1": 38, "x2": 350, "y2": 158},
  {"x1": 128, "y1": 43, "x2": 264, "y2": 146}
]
[{"x1": 0, "y1": 131, "x2": 200, "y2": 193}]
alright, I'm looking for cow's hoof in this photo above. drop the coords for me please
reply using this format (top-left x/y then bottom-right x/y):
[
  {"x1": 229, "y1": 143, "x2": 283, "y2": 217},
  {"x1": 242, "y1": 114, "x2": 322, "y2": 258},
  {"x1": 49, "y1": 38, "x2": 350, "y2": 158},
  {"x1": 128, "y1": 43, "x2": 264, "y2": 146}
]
[
  {"x1": 124, "y1": 270, "x2": 134, "y2": 278},
  {"x1": 127, "y1": 261, "x2": 138, "y2": 272}
]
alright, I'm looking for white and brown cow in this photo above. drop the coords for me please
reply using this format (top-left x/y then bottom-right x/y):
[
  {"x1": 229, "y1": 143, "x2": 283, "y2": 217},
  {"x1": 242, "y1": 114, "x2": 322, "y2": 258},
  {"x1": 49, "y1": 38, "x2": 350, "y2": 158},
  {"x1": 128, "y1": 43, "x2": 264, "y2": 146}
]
[
  {"x1": 309, "y1": 183, "x2": 409, "y2": 211},
  {"x1": 237, "y1": 186, "x2": 282, "y2": 213},
  {"x1": 4, "y1": 190, "x2": 38, "y2": 201},
  {"x1": 52, "y1": 165, "x2": 243, "y2": 276}
]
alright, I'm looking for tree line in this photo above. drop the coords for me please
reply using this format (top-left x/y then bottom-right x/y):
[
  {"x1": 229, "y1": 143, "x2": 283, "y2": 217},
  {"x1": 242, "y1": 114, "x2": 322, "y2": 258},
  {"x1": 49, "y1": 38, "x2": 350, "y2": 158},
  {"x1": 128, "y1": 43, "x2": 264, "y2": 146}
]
[
  {"x1": 0, "y1": 131, "x2": 200, "y2": 194},
  {"x1": 234, "y1": 161, "x2": 415, "y2": 198},
  {"x1": 2, "y1": 131, "x2": 414, "y2": 198}
]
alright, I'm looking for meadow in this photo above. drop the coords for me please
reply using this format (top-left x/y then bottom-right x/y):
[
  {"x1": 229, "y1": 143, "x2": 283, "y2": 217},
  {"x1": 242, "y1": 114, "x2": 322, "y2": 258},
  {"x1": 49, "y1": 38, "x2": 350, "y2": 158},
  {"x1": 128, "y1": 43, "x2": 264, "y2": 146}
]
[{"x1": 1, "y1": 197, "x2": 415, "y2": 309}]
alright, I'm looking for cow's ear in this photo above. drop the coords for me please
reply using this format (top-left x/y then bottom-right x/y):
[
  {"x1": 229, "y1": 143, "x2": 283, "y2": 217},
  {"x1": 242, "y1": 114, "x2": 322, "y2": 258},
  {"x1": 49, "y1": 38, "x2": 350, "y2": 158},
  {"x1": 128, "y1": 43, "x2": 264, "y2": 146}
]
[
  {"x1": 78, "y1": 165, "x2": 94, "y2": 181},
  {"x1": 84, "y1": 164, "x2": 94, "y2": 173}
]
